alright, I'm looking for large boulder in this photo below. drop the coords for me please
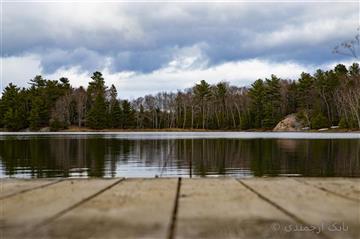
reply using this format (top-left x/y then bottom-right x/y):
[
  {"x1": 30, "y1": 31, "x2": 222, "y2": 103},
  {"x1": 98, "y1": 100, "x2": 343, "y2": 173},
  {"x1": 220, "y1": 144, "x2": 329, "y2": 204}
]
[{"x1": 273, "y1": 114, "x2": 304, "y2": 132}]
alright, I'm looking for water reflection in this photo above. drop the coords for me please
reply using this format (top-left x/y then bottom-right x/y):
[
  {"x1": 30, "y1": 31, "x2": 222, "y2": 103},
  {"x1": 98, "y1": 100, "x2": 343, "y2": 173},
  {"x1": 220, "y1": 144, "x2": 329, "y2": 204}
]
[{"x1": 0, "y1": 136, "x2": 359, "y2": 178}]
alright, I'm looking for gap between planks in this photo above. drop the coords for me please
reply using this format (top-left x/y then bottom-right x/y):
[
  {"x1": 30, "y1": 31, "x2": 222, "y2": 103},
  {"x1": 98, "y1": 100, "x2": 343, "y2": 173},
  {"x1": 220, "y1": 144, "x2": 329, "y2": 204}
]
[
  {"x1": 237, "y1": 179, "x2": 333, "y2": 239},
  {"x1": 0, "y1": 179, "x2": 63, "y2": 200},
  {"x1": 29, "y1": 178, "x2": 126, "y2": 233},
  {"x1": 292, "y1": 178, "x2": 360, "y2": 203},
  {"x1": 167, "y1": 177, "x2": 182, "y2": 239}
]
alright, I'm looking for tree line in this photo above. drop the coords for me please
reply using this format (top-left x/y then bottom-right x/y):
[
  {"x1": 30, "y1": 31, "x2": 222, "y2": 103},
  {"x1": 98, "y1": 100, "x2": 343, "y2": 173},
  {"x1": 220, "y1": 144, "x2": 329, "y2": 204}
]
[{"x1": 0, "y1": 63, "x2": 359, "y2": 131}]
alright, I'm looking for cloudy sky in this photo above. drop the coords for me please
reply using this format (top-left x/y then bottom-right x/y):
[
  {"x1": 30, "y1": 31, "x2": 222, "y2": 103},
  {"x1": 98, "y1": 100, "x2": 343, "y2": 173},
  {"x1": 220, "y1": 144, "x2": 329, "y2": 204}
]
[{"x1": 1, "y1": 0, "x2": 359, "y2": 99}]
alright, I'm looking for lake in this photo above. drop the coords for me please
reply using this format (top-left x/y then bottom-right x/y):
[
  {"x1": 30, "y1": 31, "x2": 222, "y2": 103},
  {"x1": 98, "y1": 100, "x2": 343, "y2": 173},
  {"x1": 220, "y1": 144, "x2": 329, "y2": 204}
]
[{"x1": 0, "y1": 132, "x2": 359, "y2": 178}]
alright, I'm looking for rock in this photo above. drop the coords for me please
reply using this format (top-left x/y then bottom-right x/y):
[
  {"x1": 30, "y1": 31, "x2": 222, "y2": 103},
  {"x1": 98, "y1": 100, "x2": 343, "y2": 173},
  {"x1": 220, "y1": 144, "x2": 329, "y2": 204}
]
[
  {"x1": 273, "y1": 114, "x2": 304, "y2": 132},
  {"x1": 318, "y1": 128, "x2": 329, "y2": 131},
  {"x1": 39, "y1": 127, "x2": 50, "y2": 132}
]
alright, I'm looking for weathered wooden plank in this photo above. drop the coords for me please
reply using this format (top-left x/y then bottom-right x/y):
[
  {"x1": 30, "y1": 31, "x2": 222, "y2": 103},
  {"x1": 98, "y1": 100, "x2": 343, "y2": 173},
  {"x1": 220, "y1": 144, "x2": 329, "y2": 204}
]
[
  {"x1": 2, "y1": 178, "x2": 359, "y2": 239},
  {"x1": 241, "y1": 178, "x2": 360, "y2": 239},
  {"x1": 33, "y1": 178, "x2": 178, "y2": 239},
  {"x1": 1, "y1": 179, "x2": 121, "y2": 238},
  {"x1": 0, "y1": 179, "x2": 60, "y2": 199},
  {"x1": 175, "y1": 178, "x2": 319, "y2": 239},
  {"x1": 297, "y1": 178, "x2": 360, "y2": 202}
]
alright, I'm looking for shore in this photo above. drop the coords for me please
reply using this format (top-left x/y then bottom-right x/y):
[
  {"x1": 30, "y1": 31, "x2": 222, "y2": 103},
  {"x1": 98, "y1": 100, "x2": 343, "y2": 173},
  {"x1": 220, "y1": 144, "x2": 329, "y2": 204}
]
[
  {"x1": 63, "y1": 127, "x2": 360, "y2": 133},
  {"x1": 1, "y1": 177, "x2": 359, "y2": 239},
  {"x1": 1, "y1": 126, "x2": 359, "y2": 133}
]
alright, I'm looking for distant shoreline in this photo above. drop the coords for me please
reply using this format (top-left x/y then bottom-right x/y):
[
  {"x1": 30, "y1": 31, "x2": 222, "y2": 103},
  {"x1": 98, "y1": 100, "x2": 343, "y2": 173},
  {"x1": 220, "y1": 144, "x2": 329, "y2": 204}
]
[
  {"x1": 0, "y1": 127, "x2": 359, "y2": 134},
  {"x1": 64, "y1": 128, "x2": 359, "y2": 133}
]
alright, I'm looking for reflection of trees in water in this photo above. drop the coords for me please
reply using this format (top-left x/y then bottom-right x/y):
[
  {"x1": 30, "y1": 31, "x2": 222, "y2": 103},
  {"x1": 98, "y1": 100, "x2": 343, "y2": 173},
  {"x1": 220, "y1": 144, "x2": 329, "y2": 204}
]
[
  {"x1": 0, "y1": 138, "x2": 58, "y2": 177},
  {"x1": 179, "y1": 139, "x2": 253, "y2": 176},
  {"x1": 255, "y1": 139, "x2": 360, "y2": 177},
  {"x1": 0, "y1": 137, "x2": 359, "y2": 178}
]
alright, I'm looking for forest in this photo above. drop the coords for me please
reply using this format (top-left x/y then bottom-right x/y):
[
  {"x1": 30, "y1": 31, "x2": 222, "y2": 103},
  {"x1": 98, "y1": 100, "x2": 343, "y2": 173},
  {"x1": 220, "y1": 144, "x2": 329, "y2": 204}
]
[{"x1": 0, "y1": 63, "x2": 359, "y2": 131}]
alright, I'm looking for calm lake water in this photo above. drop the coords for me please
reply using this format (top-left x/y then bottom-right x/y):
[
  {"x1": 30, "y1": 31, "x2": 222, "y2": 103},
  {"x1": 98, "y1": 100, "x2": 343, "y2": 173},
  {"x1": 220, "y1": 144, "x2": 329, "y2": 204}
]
[{"x1": 0, "y1": 132, "x2": 359, "y2": 178}]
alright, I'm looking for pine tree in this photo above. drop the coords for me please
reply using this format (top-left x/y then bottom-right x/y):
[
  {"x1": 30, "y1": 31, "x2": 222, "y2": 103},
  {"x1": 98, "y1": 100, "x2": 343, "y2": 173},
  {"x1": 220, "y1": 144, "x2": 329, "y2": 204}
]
[
  {"x1": 249, "y1": 79, "x2": 265, "y2": 128},
  {"x1": 3, "y1": 109, "x2": 21, "y2": 131},
  {"x1": 0, "y1": 84, "x2": 19, "y2": 128},
  {"x1": 29, "y1": 98, "x2": 42, "y2": 130},
  {"x1": 263, "y1": 75, "x2": 282, "y2": 128},
  {"x1": 194, "y1": 80, "x2": 211, "y2": 128},
  {"x1": 311, "y1": 112, "x2": 329, "y2": 129},
  {"x1": 214, "y1": 82, "x2": 228, "y2": 128},
  {"x1": 87, "y1": 72, "x2": 107, "y2": 101},
  {"x1": 86, "y1": 94, "x2": 108, "y2": 129},
  {"x1": 86, "y1": 72, "x2": 109, "y2": 129},
  {"x1": 122, "y1": 100, "x2": 135, "y2": 128},
  {"x1": 111, "y1": 101, "x2": 122, "y2": 128},
  {"x1": 0, "y1": 84, "x2": 28, "y2": 130},
  {"x1": 108, "y1": 85, "x2": 122, "y2": 128}
]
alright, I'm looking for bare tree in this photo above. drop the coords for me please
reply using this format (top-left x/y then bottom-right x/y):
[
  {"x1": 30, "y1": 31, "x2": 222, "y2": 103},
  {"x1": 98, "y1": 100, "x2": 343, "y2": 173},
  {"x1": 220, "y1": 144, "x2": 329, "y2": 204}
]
[
  {"x1": 51, "y1": 94, "x2": 71, "y2": 128},
  {"x1": 73, "y1": 87, "x2": 87, "y2": 127},
  {"x1": 333, "y1": 27, "x2": 359, "y2": 59}
]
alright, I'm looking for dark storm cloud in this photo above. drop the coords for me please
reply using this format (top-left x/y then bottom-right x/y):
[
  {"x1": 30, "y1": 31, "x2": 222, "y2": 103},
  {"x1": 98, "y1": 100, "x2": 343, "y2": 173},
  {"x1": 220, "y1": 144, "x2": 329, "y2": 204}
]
[{"x1": 2, "y1": 2, "x2": 358, "y2": 74}]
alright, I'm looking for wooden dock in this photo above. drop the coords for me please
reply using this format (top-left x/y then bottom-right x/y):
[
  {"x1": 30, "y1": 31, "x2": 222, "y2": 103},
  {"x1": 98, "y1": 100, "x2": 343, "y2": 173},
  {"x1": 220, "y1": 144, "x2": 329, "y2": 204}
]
[{"x1": 1, "y1": 178, "x2": 359, "y2": 239}]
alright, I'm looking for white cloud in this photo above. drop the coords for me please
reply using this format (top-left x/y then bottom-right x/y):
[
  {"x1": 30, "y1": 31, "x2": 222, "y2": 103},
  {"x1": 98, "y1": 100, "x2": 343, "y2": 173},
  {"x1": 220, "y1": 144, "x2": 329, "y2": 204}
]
[
  {"x1": 167, "y1": 43, "x2": 209, "y2": 71},
  {"x1": 1, "y1": 55, "x2": 43, "y2": 90},
  {"x1": 1, "y1": 54, "x2": 355, "y2": 99},
  {"x1": 112, "y1": 58, "x2": 311, "y2": 99},
  {"x1": 249, "y1": 13, "x2": 358, "y2": 49}
]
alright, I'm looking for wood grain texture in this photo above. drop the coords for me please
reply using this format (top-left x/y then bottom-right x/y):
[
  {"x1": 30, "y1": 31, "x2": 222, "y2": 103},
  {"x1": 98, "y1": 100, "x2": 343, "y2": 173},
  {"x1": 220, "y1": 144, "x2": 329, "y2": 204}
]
[
  {"x1": 241, "y1": 178, "x2": 360, "y2": 239},
  {"x1": 33, "y1": 178, "x2": 178, "y2": 239},
  {"x1": 1, "y1": 179, "x2": 120, "y2": 238}
]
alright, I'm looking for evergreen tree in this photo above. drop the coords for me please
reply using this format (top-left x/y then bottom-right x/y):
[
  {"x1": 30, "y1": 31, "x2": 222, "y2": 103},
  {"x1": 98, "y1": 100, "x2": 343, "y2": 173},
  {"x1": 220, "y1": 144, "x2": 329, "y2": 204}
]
[
  {"x1": 111, "y1": 101, "x2": 123, "y2": 128},
  {"x1": 311, "y1": 112, "x2": 329, "y2": 129},
  {"x1": 194, "y1": 80, "x2": 211, "y2": 128},
  {"x1": 349, "y1": 62, "x2": 360, "y2": 76},
  {"x1": 29, "y1": 75, "x2": 46, "y2": 88},
  {"x1": 122, "y1": 100, "x2": 135, "y2": 128},
  {"x1": 29, "y1": 97, "x2": 42, "y2": 130},
  {"x1": 86, "y1": 72, "x2": 108, "y2": 129},
  {"x1": 249, "y1": 79, "x2": 265, "y2": 128},
  {"x1": 297, "y1": 72, "x2": 315, "y2": 126},
  {"x1": 31, "y1": 96, "x2": 49, "y2": 128},
  {"x1": 86, "y1": 94, "x2": 108, "y2": 129},
  {"x1": 108, "y1": 84, "x2": 121, "y2": 127},
  {"x1": 263, "y1": 75, "x2": 282, "y2": 128},
  {"x1": 314, "y1": 69, "x2": 339, "y2": 125},
  {"x1": 0, "y1": 84, "x2": 28, "y2": 130},
  {"x1": 286, "y1": 81, "x2": 298, "y2": 114},
  {"x1": 87, "y1": 71, "x2": 107, "y2": 101},
  {"x1": 59, "y1": 77, "x2": 71, "y2": 89},
  {"x1": 3, "y1": 105, "x2": 27, "y2": 131},
  {"x1": 214, "y1": 82, "x2": 228, "y2": 128}
]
